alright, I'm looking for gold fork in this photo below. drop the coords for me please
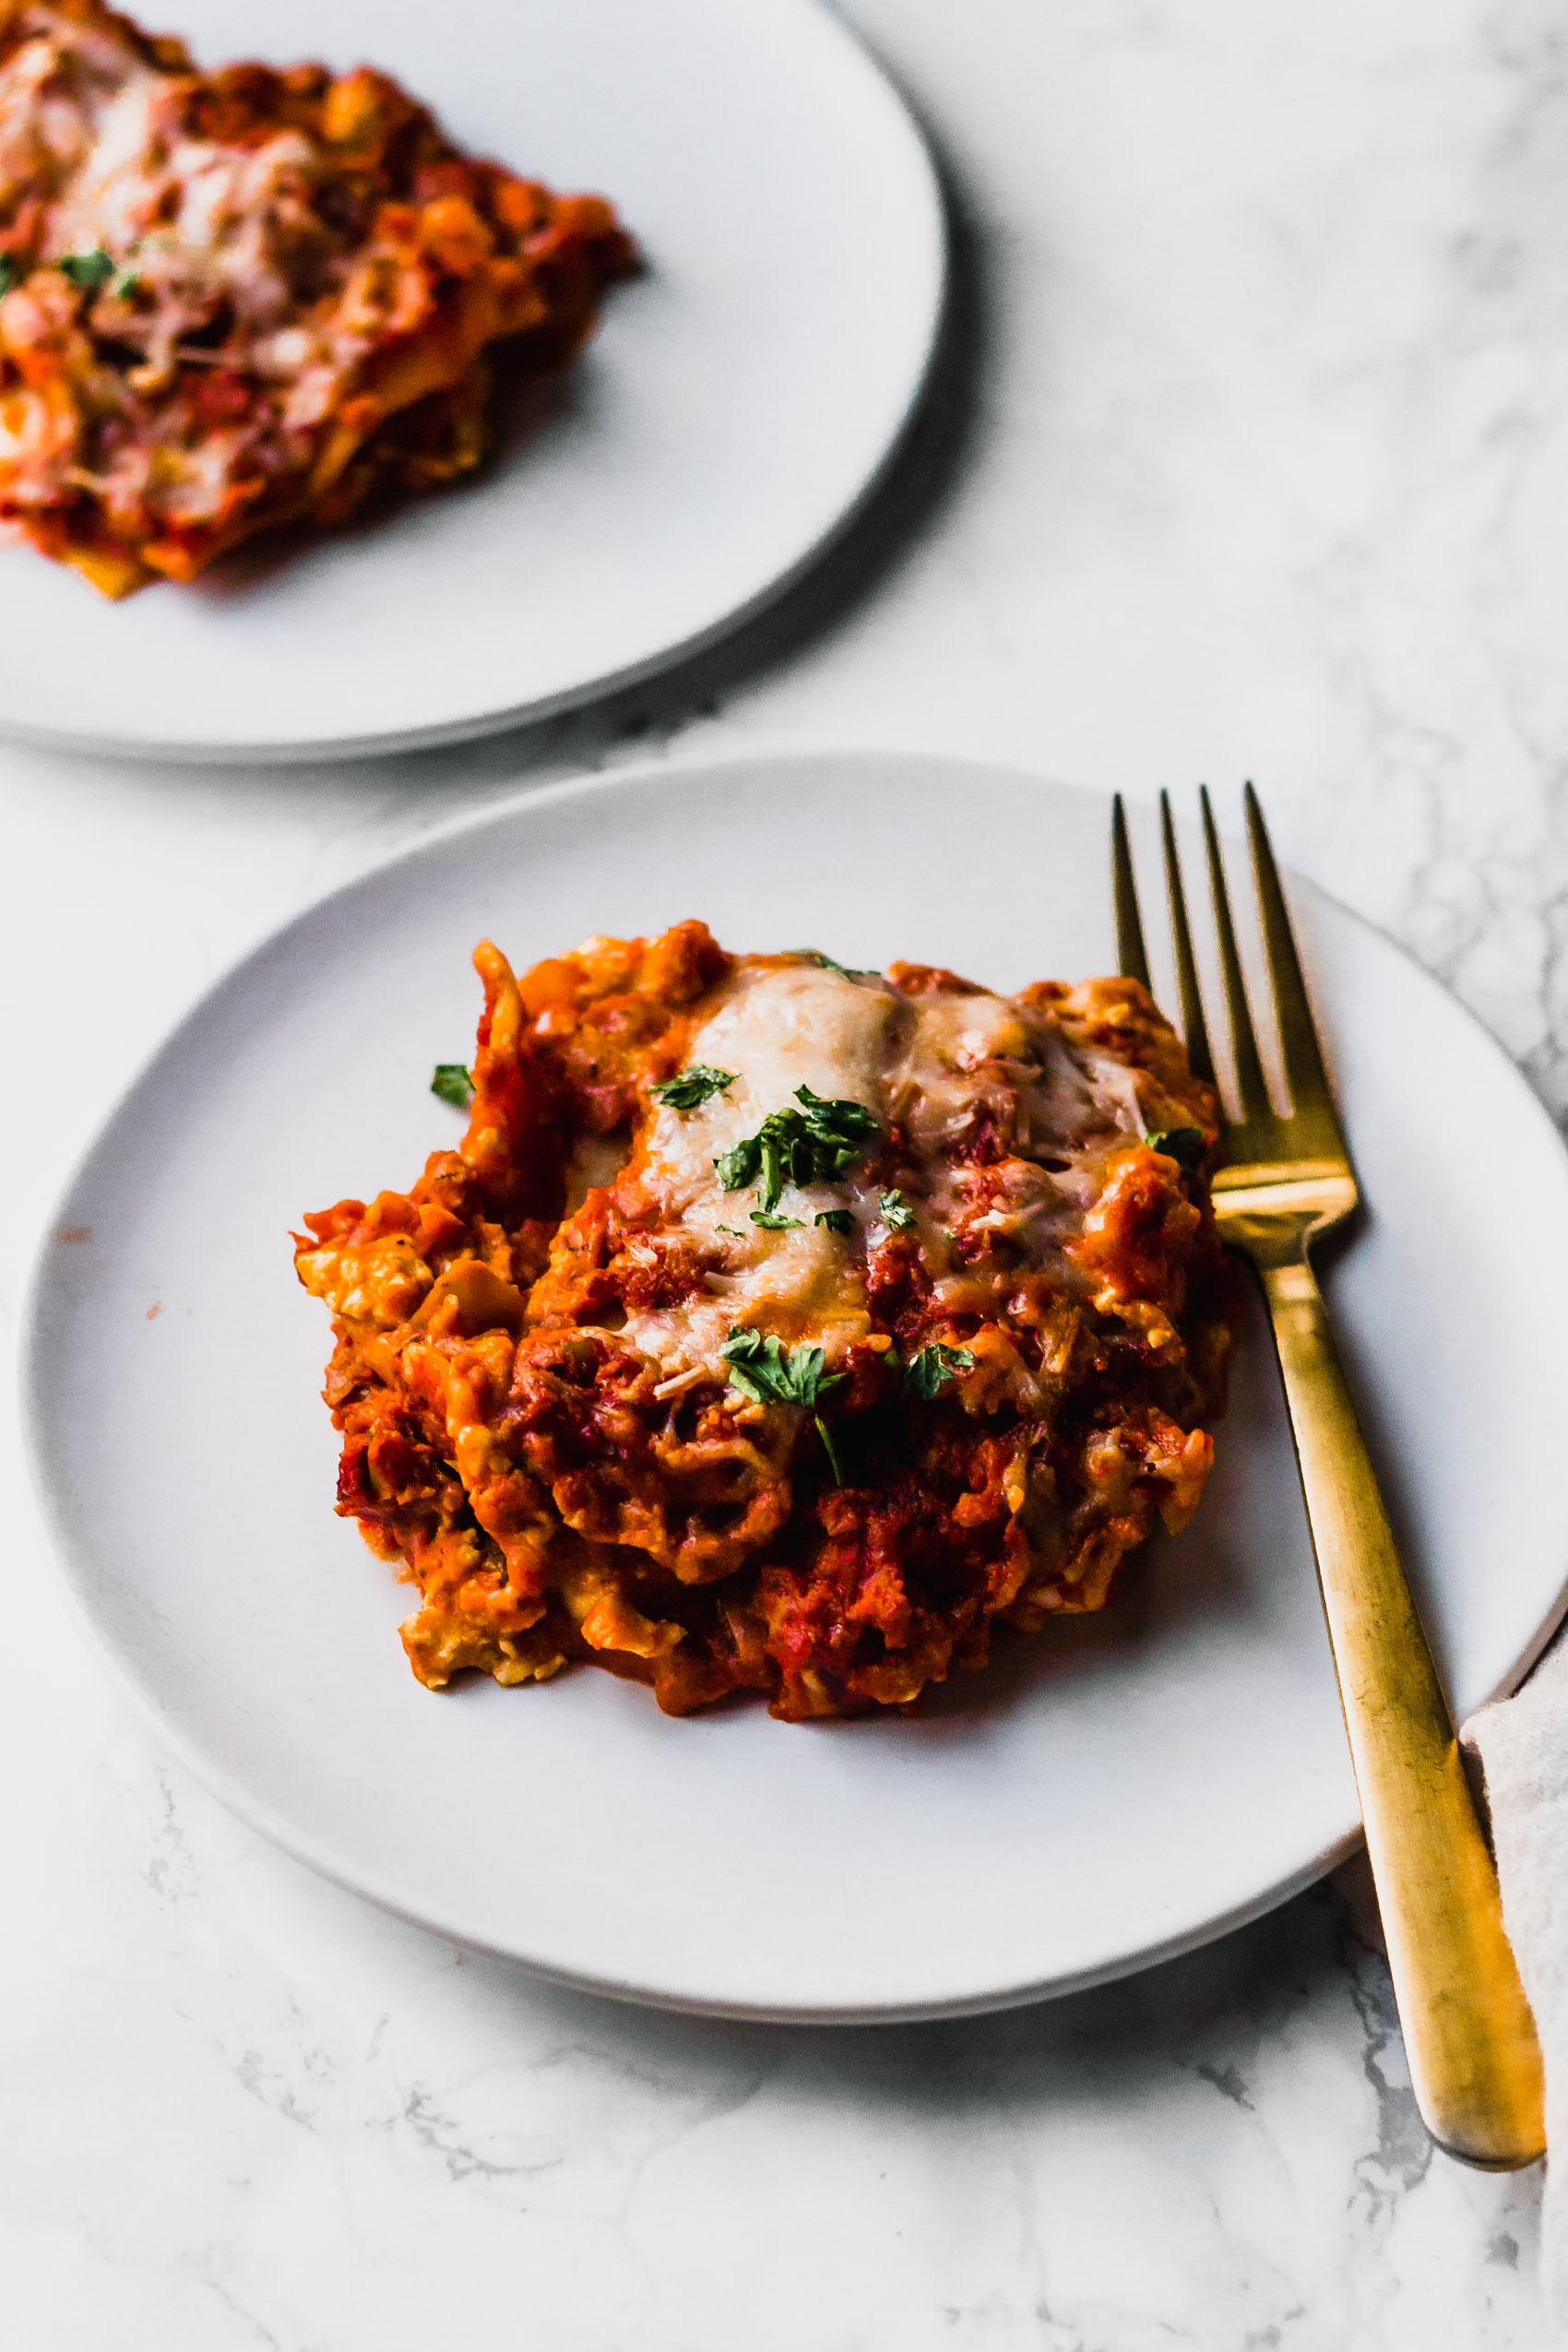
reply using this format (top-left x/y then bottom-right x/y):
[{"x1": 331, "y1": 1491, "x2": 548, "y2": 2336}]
[{"x1": 1112, "y1": 784, "x2": 1545, "y2": 2170}]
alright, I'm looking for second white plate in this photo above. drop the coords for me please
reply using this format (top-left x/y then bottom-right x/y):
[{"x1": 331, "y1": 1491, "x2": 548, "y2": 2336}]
[
  {"x1": 0, "y1": 0, "x2": 944, "y2": 759},
  {"x1": 25, "y1": 753, "x2": 1568, "y2": 2017}
]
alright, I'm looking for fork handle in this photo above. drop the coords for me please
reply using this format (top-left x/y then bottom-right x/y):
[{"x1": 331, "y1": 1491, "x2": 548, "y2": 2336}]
[{"x1": 1260, "y1": 1252, "x2": 1545, "y2": 2169}]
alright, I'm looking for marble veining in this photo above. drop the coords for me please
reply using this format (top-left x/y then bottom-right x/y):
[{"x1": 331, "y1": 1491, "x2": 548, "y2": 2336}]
[
  {"x1": 0, "y1": 1633, "x2": 1545, "y2": 2348},
  {"x1": 5, "y1": 0, "x2": 1568, "y2": 2341}
]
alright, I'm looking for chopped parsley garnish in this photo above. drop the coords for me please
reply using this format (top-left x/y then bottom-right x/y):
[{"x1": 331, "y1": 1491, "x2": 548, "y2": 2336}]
[
  {"x1": 750, "y1": 1209, "x2": 803, "y2": 1229},
  {"x1": 720, "y1": 1328, "x2": 847, "y2": 1484},
  {"x1": 0, "y1": 257, "x2": 17, "y2": 296},
  {"x1": 715, "y1": 1085, "x2": 882, "y2": 1211},
  {"x1": 879, "y1": 1189, "x2": 916, "y2": 1232},
  {"x1": 815, "y1": 1420, "x2": 847, "y2": 1487},
  {"x1": 113, "y1": 268, "x2": 142, "y2": 299},
  {"x1": 815, "y1": 1208, "x2": 854, "y2": 1234},
  {"x1": 720, "y1": 1330, "x2": 842, "y2": 1408},
  {"x1": 650, "y1": 1063, "x2": 736, "y2": 1112},
  {"x1": 1145, "y1": 1125, "x2": 1205, "y2": 1173},
  {"x1": 713, "y1": 1138, "x2": 756, "y2": 1192},
  {"x1": 60, "y1": 249, "x2": 113, "y2": 292},
  {"x1": 431, "y1": 1063, "x2": 475, "y2": 1109},
  {"x1": 902, "y1": 1342, "x2": 975, "y2": 1401},
  {"x1": 713, "y1": 1138, "x2": 755, "y2": 1191},
  {"x1": 793, "y1": 948, "x2": 882, "y2": 983}
]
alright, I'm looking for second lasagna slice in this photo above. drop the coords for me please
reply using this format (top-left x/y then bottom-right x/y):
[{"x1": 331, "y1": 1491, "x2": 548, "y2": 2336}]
[{"x1": 0, "y1": 0, "x2": 636, "y2": 592}]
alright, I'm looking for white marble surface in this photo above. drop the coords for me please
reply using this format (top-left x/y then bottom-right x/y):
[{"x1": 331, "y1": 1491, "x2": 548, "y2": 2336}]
[{"x1": 5, "y1": 0, "x2": 1568, "y2": 2340}]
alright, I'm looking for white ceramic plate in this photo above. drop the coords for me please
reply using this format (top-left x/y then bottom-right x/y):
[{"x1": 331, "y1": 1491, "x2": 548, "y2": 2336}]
[
  {"x1": 0, "y1": 0, "x2": 942, "y2": 762},
  {"x1": 25, "y1": 753, "x2": 1568, "y2": 2020}
]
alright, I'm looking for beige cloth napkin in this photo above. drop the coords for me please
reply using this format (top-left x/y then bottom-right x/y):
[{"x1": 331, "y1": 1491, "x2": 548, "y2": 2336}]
[{"x1": 1464, "y1": 1636, "x2": 1568, "y2": 2284}]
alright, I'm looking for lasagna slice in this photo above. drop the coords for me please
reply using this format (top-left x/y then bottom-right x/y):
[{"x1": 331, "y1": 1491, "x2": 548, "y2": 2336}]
[
  {"x1": 296, "y1": 924, "x2": 1239, "y2": 1721},
  {"x1": 0, "y1": 0, "x2": 636, "y2": 594}
]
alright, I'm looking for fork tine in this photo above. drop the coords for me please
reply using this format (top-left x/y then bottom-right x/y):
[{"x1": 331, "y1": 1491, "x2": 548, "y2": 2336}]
[
  {"x1": 1243, "y1": 783, "x2": 1336, "y2": 1120},
  {"x1": 1199, "y1": 786, "x2": 1274, "y2": 1123},
  {"x1": 1159, "y1": 790, "x2": 1216, "y2": 1087},
  {"x1": 1111, "y1": 794, "x2": 1151, "y2": 987}
]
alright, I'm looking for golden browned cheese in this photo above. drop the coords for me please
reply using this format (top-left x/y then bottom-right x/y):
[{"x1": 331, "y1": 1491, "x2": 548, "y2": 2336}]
[
  {"x1": 295, "y1": 922, "x2": 1239, "y2": 1720},
  {"x1": 0, "y1": 0, "x2": 636, "y2": 591}
]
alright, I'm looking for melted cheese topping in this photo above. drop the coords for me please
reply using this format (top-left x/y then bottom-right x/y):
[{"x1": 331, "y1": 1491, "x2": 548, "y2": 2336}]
[
  {"x1": 616, "y1": 961, "x2": 1161, "y2": 1380},
  {"x1": 621, "y1": 964, "x2": 894, "y2": 1374}
]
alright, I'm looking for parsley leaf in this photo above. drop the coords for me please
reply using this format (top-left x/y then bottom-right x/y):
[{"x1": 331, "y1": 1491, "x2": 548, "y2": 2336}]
[
  {"x1": 720, "y1": 1329, "x2": 848, "y2": 1484},
  {"x1": 793, "y1": 1085, "x2": 881, "y2": 1155},
  {"x1": 113, "y1": 268, "x2": 142, "y2": 299},
  {"x1": 750, "y1": 1209, "x2": 803, "y2": 1229},
  {"x1": 713, "y1": 1135, "x2": 761, "y2": 1191},
  {"x1": 714, "y1": 1086, "x2": 882, "y2": 1211},
  {"x1": 879, "y1": 1189, "x2": 916, "y2": 1232},
  {"x1": 793, "y1": 948, "x2": 882, "y2": 983},
  {"x1": 814, "y1": 1416, "x2": 847, "y2": 1486},
  {"x1": 60, "y1": 249, "x2": 113, "y2": 292},
  {"x1": 1145, "y1": 1125, "x2": 1205, "y2": 1173},
  {"x1": 0, "y1": 257, "x2": 16, "y2": 296},
  {"x1": 431, "y1": 1063, "x2": 475, "y2": 1109},
  {"x1": 815, "y1": 1208, "x2": 854, "y2": 1234},
  {"x1": 902, "y1": 1342, "x2": 975, "y2": 1401},
  {"x1": 651, "y1": 1063, "x2": 736, "y2": 1112},
  {"x1": 720, "y1": 1329, "x2": 844, "y2": 1410}
]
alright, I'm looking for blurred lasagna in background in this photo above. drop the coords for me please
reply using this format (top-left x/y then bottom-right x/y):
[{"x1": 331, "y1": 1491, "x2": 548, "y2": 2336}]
[{"x1": 0, "y1": 0, "x2": 635, "y2": 594}]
